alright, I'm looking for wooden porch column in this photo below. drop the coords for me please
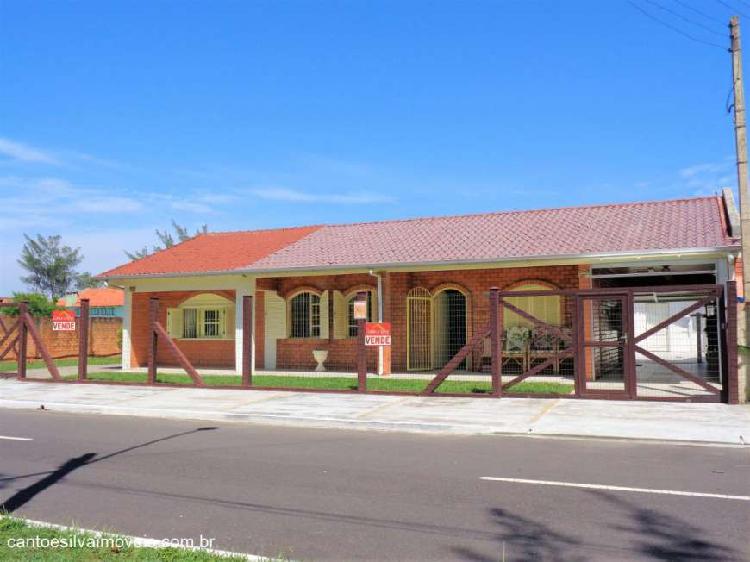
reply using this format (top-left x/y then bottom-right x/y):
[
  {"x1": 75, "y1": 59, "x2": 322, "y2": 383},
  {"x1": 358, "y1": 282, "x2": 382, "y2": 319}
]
[
  {"x1": 357, "y1": 318, "x2": 367, "y2": 391},
  {"x1": 490, "y1": 288, "x2": 501, "y2": 396},
  {"x1": 17, "y1": 302, "x2": 28, "y2": 380},
  {"x1": 148, "y1": 297, "x2": 158, "y2": 384}
]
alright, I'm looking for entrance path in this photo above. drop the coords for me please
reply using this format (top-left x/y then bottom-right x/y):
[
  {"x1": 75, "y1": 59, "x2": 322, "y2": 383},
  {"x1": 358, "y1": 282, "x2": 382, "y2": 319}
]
[{"x1": 0, "y1": 379, "x2": 748, "y2": 445}]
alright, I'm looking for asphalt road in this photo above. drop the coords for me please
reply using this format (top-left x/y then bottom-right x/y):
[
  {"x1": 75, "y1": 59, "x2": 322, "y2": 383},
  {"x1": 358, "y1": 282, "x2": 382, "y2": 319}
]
[{"x1": 0, "y1": 409, "x2": 748, "y2": 561}]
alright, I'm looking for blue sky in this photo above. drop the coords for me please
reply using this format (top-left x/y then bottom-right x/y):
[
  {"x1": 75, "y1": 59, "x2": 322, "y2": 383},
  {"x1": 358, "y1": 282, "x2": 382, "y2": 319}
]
[{"x1": 0, "y1": 0, "x2": 742, "y2": 294}]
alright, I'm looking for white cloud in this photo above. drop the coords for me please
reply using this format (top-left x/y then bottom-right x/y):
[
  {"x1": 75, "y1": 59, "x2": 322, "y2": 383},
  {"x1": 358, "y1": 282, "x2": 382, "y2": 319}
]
[
  {"x1": 0, "y1": 137, "x2": 60, "y2": 165},
  {"x1": 170, "y1": 200, "x2": 215, "y2": 214},
  {"x1": 251, "y1": 187, "x2": 395, "y2": 204},
  {"x1": 74, "y1": 196, "x2": 143, "y2": 213},
  {"x1": 0, "y1": 176, "x2": 144, "y2": 231}
]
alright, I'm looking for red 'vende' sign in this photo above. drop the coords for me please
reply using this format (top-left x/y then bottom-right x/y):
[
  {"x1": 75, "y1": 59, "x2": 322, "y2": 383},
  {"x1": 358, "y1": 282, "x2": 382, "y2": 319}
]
[
  {"x1": 364, "y1": 322, "x2": 391, "y2": 346},
  {"x1": 52, "y1": 309, "x2": 76, "y2": 331}
]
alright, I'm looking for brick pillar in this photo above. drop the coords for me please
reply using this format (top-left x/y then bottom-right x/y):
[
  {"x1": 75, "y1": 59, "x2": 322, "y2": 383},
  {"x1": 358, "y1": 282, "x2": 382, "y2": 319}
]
[{"x1": 578, "y1": 265, "x2": 594, "y2": 381}]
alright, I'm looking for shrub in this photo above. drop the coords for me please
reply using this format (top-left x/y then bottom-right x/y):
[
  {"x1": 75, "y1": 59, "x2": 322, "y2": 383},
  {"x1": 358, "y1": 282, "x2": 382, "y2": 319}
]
[{"x1": 0, "y1": 292, "x2": 59, "y2": 317}]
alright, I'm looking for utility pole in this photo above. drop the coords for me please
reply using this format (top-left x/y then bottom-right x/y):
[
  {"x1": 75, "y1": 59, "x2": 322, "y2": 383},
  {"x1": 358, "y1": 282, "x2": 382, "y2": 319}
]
[{"x1": 730, "y1": 16, "x2": 750, "y2": 305}]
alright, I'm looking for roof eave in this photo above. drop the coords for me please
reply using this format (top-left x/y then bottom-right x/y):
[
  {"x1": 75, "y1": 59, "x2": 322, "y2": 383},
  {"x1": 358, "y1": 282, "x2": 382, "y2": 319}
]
[{"x1": 101, "y1": 245, "x2": 739, "y2": 282}]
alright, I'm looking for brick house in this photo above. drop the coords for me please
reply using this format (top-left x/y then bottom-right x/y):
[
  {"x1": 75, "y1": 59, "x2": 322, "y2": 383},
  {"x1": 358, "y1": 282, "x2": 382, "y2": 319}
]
[{"x1": 99, "y1": 194, "x2": 741, "y2": 397}]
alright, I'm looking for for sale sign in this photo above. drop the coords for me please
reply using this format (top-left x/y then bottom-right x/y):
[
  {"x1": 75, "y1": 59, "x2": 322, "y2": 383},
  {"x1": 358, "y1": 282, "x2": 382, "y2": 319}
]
[
  {"x1": 52, "y1": 310, "x2": 76, "y2": 331},
  {"x1": 365, "y1": 322, "x2": 391, "y2": 346}
]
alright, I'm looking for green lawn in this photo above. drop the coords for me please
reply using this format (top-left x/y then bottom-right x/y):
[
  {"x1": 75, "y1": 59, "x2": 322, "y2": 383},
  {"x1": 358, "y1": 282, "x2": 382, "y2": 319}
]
[
  {"x1": 0, "y1": 516, "x2": 250, "y2": 561},
  {"x1": 70, "y1": 371, "x2": 574, "y2": 395},
  {"x1": 0, "y1": 355, "x2": 120, "y2": 372}
]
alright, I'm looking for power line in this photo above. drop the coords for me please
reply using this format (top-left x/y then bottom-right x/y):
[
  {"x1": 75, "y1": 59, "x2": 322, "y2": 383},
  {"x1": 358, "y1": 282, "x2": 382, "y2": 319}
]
[
  {"x1": 643, "y1": 0, "x2": 725, "y2": 36},
  {"x1": 627, "y1": 1, "x2": 728, "y2": 50},
  {"x1": 716, "y1": 0, "x2": 750, "y2": 19},
  {"x1": 673, "y1": 0, "x2": 725, "y2": 24}
]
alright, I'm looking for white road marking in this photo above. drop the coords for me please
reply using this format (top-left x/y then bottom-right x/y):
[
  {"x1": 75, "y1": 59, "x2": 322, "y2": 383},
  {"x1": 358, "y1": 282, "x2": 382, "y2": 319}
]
[
  {"x1": 480, "y1": 477, "x2": 750, "y2": 502},
  {"x1": 0, "y1": 435, "x2": 32, "y2": 441}
]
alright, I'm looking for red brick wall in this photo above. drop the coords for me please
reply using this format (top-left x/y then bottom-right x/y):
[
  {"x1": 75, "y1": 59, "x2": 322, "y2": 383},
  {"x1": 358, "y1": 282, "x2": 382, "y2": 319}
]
[
  {"x1": 270, "y1": 265, "x2": 588, "y2": 372},
  {"x1": 127, "y1": 266, "x2": 590, "y2": 372},
  {"x1": 276, "y1": 338, "x2": 378, "y2": 371},
  {"x1": 2, "y1": 317, "x2": 121, "y2": 360},
  {"x1": 130, "y1": 290, "x2": 235, "y2": 369}
]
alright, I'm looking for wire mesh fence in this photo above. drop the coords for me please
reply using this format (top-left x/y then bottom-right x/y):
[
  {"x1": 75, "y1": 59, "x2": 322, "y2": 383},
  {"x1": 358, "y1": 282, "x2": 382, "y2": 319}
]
[{"x1": 632, "y1": 290, "x2": 723, "y2": 399}]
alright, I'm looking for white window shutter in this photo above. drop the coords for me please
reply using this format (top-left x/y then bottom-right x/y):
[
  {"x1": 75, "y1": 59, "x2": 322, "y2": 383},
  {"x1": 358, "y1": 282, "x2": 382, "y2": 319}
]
[
  {"x1": 333, "y1": 291, "x2": 347, "y2": 339},
  {"x1": 167, "y1": 308, "x2": 183, "y2": 338},
  {"x1": 220, "y1": 308, "x2": 227, "y2": 338},
  {"x1": 319, "y1": 292, "x2": 329, "y2": 339},
  {"x1": 226, "y1": 305, "x2": 235, "y2": 339}
]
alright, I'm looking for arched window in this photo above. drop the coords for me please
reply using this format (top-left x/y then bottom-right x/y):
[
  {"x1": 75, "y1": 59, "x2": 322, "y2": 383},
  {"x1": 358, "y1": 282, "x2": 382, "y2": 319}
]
[
  {"x1": 167, "y1": 293, "x2": 233, "y2": 340},
  {"x1": 289, "y1": 291, "x2": 321, "y2": 338},
  {"x1": 346, "y1": 291, "x2": 374, "y2": 337}
]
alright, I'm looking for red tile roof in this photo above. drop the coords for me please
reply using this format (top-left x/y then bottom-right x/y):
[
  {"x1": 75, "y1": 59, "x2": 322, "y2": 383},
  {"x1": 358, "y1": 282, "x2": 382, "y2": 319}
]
[
  {"x1": 99, "y1": 197, "x2": 737, "y2": 278},
  {"x1": 58, "y1": 287, "x2": 125, "y2": 307},
  {"x1": 99, "y1": 226, "x2": 321, "y2": 278},
  {"x1": 250, "y1": 196, "x2": 738, "y2": 271}
]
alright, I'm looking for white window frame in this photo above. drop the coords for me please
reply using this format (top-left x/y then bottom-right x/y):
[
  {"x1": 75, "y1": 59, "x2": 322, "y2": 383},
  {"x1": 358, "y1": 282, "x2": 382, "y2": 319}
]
[
  {"x1": 289, "y1": 291, "x2": 321, "y2": 338},
  {"x1": 181, "y1": 306, "x2": 229, "y2": 340}
]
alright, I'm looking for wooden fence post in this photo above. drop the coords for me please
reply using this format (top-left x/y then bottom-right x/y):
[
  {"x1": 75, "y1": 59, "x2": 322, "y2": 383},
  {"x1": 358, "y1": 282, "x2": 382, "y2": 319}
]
[
  {"x1": 242, "y1": 295, "x2": 253, "y2": 387},
  {"x1": 490, "y1": 288, "x2": 502, "y2": 397},
  {"x1": 726, "y1": 281, "x2": 739, "y2": 404},
  {"x1": 148, "y1": 297, "x2": 158, "y2": 385},
  {"x1": 357, "y1": 318, "x2": 367, "y2": 392},
  {"x1": 78, "y1": 299, "x2": 90, "y2": 381},
  {"x1": 17, "y1": 302, "x2": 28, "y2": 380}
]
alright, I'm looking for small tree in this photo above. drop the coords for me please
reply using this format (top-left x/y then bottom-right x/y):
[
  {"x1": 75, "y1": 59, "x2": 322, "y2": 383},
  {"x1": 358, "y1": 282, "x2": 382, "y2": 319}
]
[
  {"x1": 125, "y1": 220, "x2": 208, "y2": 260},
  {"x1": 0, "y1": 292, "x2": 58, "y2": 317},
  {"x1": 18, "y1": 234, "x2": 83, "y2": 299},
  {"x1": 75, "y1": 272, "x2": 105, "y2": 290}
]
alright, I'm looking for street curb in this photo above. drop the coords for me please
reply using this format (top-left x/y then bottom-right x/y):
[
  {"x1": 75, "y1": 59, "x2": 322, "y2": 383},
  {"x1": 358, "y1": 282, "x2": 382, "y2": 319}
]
[
  {"x1": 0, "y1": 398, "x2": 747, "y2": 446},
  {"x1": 0, "y1": 399, "x2": 493, "y2": 435}
]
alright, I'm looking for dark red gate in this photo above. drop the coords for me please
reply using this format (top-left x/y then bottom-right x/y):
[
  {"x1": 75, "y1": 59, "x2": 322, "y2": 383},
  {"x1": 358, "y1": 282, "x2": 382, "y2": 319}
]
[{"x1": 422, "y1": 283, "x2": 735, "y2": 403}]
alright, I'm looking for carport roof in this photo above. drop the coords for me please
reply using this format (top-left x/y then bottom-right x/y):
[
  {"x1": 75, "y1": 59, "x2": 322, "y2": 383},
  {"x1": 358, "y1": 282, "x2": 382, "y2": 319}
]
[{"x1": 99, "y1": 196, "x2": 738, "y2": 279}]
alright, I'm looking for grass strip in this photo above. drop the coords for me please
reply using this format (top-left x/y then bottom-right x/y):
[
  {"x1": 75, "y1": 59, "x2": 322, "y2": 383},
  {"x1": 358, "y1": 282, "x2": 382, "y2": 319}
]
[
  {"x1": 0, "y1": 515, "x2": 252, "y2": 561},
  {"x1": 0, "y1": 355, "x2": 121, "y2": 372},
  {"x1": 69, "y1": 371, "x2": 574, "y2": 395}
]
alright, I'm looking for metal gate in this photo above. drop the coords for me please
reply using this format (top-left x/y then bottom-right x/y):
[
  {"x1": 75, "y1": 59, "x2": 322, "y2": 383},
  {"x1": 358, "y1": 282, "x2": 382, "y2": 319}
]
[{"x1": 421, "y1": 283, "x2": 735, "y2": 402}]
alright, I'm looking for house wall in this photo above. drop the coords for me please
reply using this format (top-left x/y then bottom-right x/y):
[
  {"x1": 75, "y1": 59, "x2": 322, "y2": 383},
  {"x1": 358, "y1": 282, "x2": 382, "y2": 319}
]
[
  {"x1": 130, "y1": 290, "x2": 236, "y2": 368},
  {"x1": 262, "y1": 265, "x2": 588, "y2": 372}
]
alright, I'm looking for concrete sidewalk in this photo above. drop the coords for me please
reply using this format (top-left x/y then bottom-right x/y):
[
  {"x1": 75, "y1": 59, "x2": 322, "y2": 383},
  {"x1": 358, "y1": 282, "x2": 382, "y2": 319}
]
[{"x1": 0, "y1": 379, "x2": 748, "y2": 445}]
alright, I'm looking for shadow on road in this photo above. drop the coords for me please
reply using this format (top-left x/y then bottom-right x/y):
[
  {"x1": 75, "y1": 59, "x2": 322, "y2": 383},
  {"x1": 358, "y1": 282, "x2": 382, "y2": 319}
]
[
  {"x1": 451, "y1": 490, "x2": 742, "y2": 562},
  {"x1": 1, "y1": 453, "x2": 96, "y2": 512},
  {"x1": 0, "y1": 426, "x2": 217, "y2": 513},
  {"x1": 590, "y1": 490, "x2": 741, "y2": 561},
  {"x1": 450, "y1": 507, "x2": 585, "y2": 562}
]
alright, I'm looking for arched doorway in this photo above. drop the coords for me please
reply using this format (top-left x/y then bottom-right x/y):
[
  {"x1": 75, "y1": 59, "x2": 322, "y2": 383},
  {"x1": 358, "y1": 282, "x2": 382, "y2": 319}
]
[
  {"x1": 432, "y1": 289, "x2": 468, "y2": 369},
  {"x1": 407, "y1": 288, "x2": 432, "y2": 371}
]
